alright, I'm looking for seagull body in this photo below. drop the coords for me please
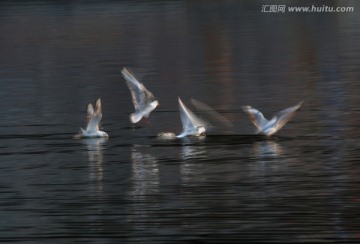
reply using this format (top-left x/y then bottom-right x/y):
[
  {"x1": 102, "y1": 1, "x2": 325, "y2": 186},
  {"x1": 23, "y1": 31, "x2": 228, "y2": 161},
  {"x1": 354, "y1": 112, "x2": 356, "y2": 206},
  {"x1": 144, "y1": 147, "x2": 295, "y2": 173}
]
[
  {"x1": 75, "y1": 98, "x2": 109, "y2": 139},
  {"x1": 157, "y1": 98, "x2": 230, "y2": 139},
  {"x1": 242, "y1": 101, "x2": 303, "y2": 136},
  {"x1": 121, "y1": 67, "x2": 159, "y2": 123},
  {"x1": 176, "y1": 98, "x2": 206, "y2": 138}
]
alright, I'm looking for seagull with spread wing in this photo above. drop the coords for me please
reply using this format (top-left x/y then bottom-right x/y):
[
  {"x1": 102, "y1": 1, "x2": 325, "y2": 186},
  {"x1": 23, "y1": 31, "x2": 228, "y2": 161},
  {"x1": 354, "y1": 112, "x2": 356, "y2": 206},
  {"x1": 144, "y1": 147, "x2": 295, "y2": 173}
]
[
  {"x1": 242, "y1": 101, "x2": 303, "y2": 136},
  {"x1": 158, "y1": 98, "x2": 232, "y2": 139},
  {"x1": 121, "y1": 67, "x2": 159, "y2": 124},
  {"x1": 75, "y1": 98, "x2": 109, "y2": 139},
  {"x1": 176, "y1": 97, "x2": 207, "y2": 138}
]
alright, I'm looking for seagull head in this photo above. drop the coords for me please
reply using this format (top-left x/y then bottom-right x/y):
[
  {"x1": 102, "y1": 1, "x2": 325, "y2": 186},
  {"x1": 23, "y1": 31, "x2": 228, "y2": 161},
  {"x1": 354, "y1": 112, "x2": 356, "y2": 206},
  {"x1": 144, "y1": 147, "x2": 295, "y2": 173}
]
[{"x1": 242, "y1": 105, "x2": 253, "y2": 112}]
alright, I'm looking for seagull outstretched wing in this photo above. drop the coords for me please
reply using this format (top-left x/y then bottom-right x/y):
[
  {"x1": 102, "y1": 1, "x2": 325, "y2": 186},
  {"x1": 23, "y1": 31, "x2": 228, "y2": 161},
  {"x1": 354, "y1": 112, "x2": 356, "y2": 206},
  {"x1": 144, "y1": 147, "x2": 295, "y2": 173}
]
[
  {"x1": 121, "y1": 67, "x2": 158, "y2": 123},
  {"x1": 271, "y1": 101, "x2": 303, "y2": 134},
  {"x1": 86, "y1": 98, "x2": 102, "y2": 133},
  {"x1": 177, "y1": 97, "x2": 207, "y2": 138},
  {"x1": 191, "y1": 98, "x2": 233, "y2": 129},
  {"x1": 242, "y1": 105, "x2": 269, "y2": 132},
  {"x1": 242, "y1": 101, "x2": 303, "y2": 136}
]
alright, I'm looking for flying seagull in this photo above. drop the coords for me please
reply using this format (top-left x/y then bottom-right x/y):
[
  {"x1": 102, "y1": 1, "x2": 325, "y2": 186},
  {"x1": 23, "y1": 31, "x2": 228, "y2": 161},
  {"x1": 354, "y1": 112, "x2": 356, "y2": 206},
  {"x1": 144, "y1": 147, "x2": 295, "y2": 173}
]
[
  {"x1": 176, "y1": 97, "x2": 207, "y2": 138},
  {"x1": 121, "y1": 67, "x2": 159, "y2": 123},
  {"x1": 75, "y1": 98, "x2": 109, "y2": 139},
  {"x1": 242, "y1": 101, "x2": 303, "y2": 136},
  {"x1": 158, "y1": 98, "x2": 231, "y2": 139}
]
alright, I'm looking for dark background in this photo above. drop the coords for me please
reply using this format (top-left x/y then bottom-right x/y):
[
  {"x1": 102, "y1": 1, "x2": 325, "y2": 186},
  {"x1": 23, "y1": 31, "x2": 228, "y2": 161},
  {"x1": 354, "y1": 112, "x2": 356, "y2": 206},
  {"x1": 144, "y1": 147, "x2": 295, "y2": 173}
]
[{"x1": 0, "y1": 1, "x2": 359, "y2": 242}]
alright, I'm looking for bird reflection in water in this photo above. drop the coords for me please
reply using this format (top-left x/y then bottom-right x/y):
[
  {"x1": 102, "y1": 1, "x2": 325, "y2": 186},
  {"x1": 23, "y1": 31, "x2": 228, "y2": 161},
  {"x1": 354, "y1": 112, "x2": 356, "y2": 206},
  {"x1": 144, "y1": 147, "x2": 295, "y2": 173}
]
[
  {"x1": 251, "y1": 140, "x2": 284, "y2": 180},
  {"x1": 250, "y1": 140, "x2": 285, "y2": 199},
  {"x1": 82, "y1": 138, "x2": 107, "y2": 193},
  {"x1": 253, "y1": 140, "x2": 283, "y2": 160},
  {"x1": 130, "y1": 145, "x2": 160, "y2": 197},
  {"x1": 128, "y1": 145, "x2": 160, "y2": 234},
  {"x1": 180, "y1": 143, "x2": 208, "y2": 184}
]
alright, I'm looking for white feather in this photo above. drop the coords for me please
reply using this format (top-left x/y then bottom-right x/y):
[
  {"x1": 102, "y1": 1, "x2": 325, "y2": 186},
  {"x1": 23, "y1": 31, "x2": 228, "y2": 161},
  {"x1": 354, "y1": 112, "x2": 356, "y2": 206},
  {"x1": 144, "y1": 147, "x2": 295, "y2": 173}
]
[
  {"x1": 176, "y1": 98, "x2": 207, "y2": 138},
  {"x1": 121, "y1": 67, "x2": 159, "y2": 123},
  {"x1": 75, "y1": 98, "x2": 109, "y2": 139},
  {"x1": 242, "y1": 101, "x2": 303, "y2": 136}
]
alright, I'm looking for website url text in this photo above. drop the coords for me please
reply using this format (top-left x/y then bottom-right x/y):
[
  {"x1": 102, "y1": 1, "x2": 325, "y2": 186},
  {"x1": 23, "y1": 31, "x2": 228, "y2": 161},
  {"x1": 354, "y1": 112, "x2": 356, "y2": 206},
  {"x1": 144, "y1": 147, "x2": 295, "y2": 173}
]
[{"x1": 261, "y1": 5, "x2": 354, "y2": 13}]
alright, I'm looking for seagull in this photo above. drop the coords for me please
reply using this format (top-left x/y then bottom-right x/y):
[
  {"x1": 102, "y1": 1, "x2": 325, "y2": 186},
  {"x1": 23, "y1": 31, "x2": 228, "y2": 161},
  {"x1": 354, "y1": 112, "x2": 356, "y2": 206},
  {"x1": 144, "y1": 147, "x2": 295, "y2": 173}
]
[
  {"x1": 176, "y1": 97, "x2": 207, "y2": 138},
  {"x1": 242, "y1": 101, "x2": 303, "y2": 136},
  {"x1": 74, "y1": 98, "x2": 109, "y2": 139},
  {"x1": 121, "y1": 67, "x2": 159, "y2": 124},
  {"x1": 157, "y1": 98, "x2": 230, "y2": 140}
]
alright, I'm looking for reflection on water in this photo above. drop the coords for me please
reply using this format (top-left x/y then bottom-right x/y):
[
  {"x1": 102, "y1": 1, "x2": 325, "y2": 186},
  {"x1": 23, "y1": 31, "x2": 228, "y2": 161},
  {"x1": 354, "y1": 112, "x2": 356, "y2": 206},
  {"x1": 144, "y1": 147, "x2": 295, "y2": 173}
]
[
  {"x1": 253, "y1": 140, "x2": 283, "y2": 160},
  {"x1": 180, "y1": 143, "x2": 208, "y2": 185},
  {"x1": 0, "y1": 0, "x2": 360, "y2": 242},
  {"x1": 181, "y1": 141, "x2": 207, "y2": 161},
  {"x1": 128, "y1": 145, "x2": 160, "y2": 238},
  {"x1": 82, "y1": 138, "x2": 107, "y2": 193},
  {"x1": 251, "y1": 140, "x2": 284, "y2": 180},
  {"x1": 129, "y1": 145, "x2": 160, "y2": 197},
  {"x1": 249, "y1": 140, "x2": 284, "y2": 199}
]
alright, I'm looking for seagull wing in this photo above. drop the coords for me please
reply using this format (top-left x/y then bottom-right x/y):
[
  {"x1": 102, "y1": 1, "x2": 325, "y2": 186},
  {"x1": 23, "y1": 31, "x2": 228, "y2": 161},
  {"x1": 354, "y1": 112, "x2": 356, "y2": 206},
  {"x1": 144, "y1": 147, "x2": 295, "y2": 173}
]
[
  {"x1": 121, "y1": 67, "x2": 156, "y2": 111},
  {"x1": 178, "y1": 97, "x2": 207, "y2": 132},
  {"x1": 242, "y1": 105, "x2": 269, "y2": 131},
  {"x1": 191, "y1": 98, "x2": 233, "y2": 129},
  {"x1": 121, "y1": 67, "x2": 143, "y2": 110},
  {"x1": 272, "y1": 101, "x2": 303, "y2": 132},
  {"x1": 86, "y1": 98, "x2": 102, "y2": 133},
  {"x1": 140, "y1": 83, "x2": 157, "y2": 108},
  {"x1": 87, "y1": 103, "x2": 95, "y2": 124}
]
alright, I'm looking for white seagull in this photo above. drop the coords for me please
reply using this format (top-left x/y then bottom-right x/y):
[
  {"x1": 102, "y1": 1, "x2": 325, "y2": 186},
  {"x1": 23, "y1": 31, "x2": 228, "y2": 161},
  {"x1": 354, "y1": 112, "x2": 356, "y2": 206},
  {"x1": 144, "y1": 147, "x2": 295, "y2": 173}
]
[
  {"x1": 176, "y1": 97, "x2": 207, "y2": 138},
  {"x1": 75, "y1": 98, "x2": 109, "y2": 139},
  {"x1": 242, "y1": 101, "x2": 303, "y2": 136},
  {"x1": 157, "y1": 98, "x2": 231, "y2": 140},
  {"x1": 121, "y1": 67, "x2": 159, "y2": 123}
]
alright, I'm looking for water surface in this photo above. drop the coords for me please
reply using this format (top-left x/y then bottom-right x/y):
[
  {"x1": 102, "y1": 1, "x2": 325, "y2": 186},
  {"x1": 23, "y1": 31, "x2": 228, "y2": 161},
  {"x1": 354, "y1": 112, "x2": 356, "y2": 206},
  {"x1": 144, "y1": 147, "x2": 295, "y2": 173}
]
[{"x1": 0, "y1": 1, "x2": 359, "y2": 243}]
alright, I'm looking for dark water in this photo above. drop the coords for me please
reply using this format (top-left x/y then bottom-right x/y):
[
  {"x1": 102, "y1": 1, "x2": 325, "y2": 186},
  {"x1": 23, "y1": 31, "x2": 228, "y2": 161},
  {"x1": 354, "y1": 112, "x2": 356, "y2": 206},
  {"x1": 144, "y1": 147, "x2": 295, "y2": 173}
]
[{"x1": 0, "y1": 1, "x2": 360, "y2": 243}]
